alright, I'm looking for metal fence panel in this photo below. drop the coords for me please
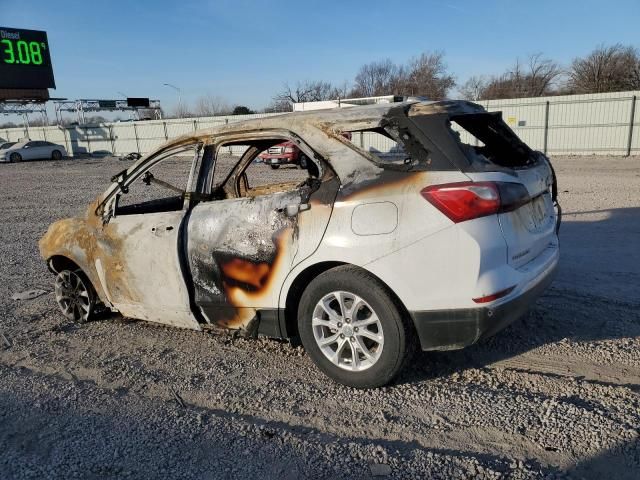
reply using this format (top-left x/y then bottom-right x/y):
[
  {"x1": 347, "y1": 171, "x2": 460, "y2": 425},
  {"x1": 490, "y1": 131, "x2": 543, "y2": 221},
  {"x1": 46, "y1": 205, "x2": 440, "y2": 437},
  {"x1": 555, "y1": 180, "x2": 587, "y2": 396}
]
[
  {"x1": 2, "y1": 93, "x2": 639, "y2": 157},
  {"x1": 165, "y1": 120, "x2": 196, "y2": 140},
  {"x1": 133, "y1": 121, "x2": 167, "y2": 154}
]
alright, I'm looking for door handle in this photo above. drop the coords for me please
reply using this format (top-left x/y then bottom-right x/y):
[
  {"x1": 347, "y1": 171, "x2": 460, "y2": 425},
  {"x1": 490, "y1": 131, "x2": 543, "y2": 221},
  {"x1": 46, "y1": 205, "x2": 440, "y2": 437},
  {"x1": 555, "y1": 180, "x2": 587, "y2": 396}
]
[
  {"x1": 278, "y1": 203, "x2": 311, "y2": 217},
  {"x1": 151, "y1": 225, "x2": 174, "y2": 233}
]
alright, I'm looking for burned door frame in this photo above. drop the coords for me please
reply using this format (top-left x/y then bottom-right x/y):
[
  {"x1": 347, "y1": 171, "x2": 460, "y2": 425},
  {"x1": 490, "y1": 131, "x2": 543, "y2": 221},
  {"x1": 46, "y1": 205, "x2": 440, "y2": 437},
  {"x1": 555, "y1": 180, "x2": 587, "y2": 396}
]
[
  {"x1": 185, "y1": 130, "x2": 336, "y2": 336},
  {"x1": 94, "y1": 142, "x2": 208, "y2": 329}
]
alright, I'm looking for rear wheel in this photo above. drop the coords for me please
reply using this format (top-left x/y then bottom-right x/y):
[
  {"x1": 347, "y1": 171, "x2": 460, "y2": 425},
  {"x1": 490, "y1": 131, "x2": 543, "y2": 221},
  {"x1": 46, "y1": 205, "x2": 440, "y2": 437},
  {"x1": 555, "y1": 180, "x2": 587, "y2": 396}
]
[
  {"x1": 51, "y1": 149, "x2": 62, "y2": 160},
  {"x1": 297, "y1": 266, "x2": 415, "y2": 388},
  {"x1": 54, "y1": 269, "x2": 96, "y2": 323},
  {"x1": 9, "y1": 152, "x2": 21, "y2": 163}
]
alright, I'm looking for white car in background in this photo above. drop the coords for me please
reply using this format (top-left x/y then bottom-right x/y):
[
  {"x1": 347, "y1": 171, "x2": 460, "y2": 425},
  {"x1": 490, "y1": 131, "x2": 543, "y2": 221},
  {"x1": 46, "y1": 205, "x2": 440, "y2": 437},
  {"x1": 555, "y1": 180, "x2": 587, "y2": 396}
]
[{"x1": 0, "y1": 140, "x2": 67, "y2": 162}]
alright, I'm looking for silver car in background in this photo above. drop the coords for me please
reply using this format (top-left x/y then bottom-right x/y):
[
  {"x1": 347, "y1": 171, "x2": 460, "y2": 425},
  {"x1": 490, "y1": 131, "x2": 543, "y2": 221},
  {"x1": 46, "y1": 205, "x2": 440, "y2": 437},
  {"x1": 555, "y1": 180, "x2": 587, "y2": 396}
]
[{"x1": 0, "y1": 140, "x2": 67, "y2": 163}]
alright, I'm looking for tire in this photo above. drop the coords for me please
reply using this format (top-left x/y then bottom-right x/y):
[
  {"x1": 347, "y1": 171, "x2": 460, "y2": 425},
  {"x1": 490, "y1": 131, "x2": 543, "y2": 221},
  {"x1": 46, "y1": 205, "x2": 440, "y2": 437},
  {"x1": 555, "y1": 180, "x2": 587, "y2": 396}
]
[
  {"x1": 297, "y1": 265, "x2": 416, "y2": 388},
  {"x1": 298, "y1": 154, "x2": 308, "y2": 169},
  {"x1": 9, "y1": 152, "x2": 21, "y2": 163},
  {"x1": 270, "y1": 164, "x2": 280, "y2": 169},
  {"x1": 51, "y1": 149, "x2": 62, "y2": 160},
  {"x1": 54, "y1": 269, "x2": 96, "y2": 323}
]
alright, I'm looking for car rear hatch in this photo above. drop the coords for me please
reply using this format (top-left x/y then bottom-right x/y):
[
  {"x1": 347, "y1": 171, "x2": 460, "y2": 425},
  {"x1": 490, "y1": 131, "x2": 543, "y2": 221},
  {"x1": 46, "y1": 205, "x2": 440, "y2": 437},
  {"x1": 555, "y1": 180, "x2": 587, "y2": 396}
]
[{"x1": 451, "y1": 112, "x2": 558, "y2": 268}]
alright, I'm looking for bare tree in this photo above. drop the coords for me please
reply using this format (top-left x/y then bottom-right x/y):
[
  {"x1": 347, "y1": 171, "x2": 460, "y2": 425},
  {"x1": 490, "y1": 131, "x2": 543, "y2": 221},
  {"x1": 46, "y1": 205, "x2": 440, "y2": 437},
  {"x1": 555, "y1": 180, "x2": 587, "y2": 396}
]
[
  {"x1": 569, "y1": 44, "x2": 640, "y2": 93},
  {"x1": 458, "y1": 76, "x2": 488, "y2": 100},
  {"x1": 523, "y1": 53, "x2": 564, "y2": 96},
  {"x1": 478, "y1": 53, "x2": 563, "y2": 99},
  {"x1": 329, "y1": 80, "x2": 351, "y2": 100},
  {"x1": 621, "y1": 46, "x2": 640, "y2": 90},
  {"x1": 350, "y1": 52, "x2": 455, "y2": 99},
  {"x1": 398, "y1": 52, "x2": 456, "y2": 99},
  {"x1": 275, "y1": 80, "x2": 337, "y2": 104},
  {"x1": 263, "y1": 98, "x2": 293, "y2": 113},
  {"x1": 171, "y1": 102, "x2": 192, "y2": 119},
  {"x1": 194, "y1": 95, "x2": 231, "y2": 117},
  {"x1": 351, "y1": 59, "x2": 399, "y2": 97}
]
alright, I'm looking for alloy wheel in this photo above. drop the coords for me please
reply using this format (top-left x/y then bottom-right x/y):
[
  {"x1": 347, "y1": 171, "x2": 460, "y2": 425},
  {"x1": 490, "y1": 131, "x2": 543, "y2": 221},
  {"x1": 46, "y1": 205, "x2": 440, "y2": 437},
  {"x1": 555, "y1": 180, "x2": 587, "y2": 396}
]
[
  {"x1": 54, "y1": 270, "x2": 93, "y2": 322},
  {"x1": 311, "y1": 290, "x2": 384, "y2": 372}
]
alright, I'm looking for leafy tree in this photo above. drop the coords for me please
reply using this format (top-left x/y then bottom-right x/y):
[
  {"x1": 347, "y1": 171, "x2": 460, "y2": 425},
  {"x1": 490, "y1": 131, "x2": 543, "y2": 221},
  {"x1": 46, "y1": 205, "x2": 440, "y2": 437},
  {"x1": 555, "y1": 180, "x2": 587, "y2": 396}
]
[{"x1": 232, "y1": 105, "x2": 255, "y2": 115}]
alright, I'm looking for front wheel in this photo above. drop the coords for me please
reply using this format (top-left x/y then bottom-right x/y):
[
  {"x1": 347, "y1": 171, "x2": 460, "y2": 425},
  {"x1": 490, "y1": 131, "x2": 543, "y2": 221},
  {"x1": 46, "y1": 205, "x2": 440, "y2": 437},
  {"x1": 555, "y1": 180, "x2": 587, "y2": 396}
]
[
  {"x1": 297, "y1": 266, "x2": 415, "y2": 388},
  {"x1": 9, "y1": 152, "x2": 21, "y2": 163},
  {"x1": 51, "y1": 149, "x2": 62, "y2": 160},
  {"x1": 54, "y1": 269, "x2": 96, "y2": 323},
  {"x1": 270, "y1": 164, "x2": 280, "y2": 169},
  {"x1": 298, "y1": 154, "x2": 308, "y2": 169}
]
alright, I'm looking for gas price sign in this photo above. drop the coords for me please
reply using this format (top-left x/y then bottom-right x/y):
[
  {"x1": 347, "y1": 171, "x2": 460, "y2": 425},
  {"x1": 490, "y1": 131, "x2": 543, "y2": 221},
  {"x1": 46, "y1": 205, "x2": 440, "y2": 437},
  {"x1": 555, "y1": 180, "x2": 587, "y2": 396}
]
[{"x1": 0, "y1": 27, "x2": 55, "y2": 89}]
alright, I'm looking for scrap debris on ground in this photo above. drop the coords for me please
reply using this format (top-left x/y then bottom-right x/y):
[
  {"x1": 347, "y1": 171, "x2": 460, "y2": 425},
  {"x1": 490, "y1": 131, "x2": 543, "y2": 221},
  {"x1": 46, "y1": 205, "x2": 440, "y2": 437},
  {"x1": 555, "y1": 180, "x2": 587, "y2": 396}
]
[{"x1": 0, "y1": 155, "x2": 638, "y2": 479}]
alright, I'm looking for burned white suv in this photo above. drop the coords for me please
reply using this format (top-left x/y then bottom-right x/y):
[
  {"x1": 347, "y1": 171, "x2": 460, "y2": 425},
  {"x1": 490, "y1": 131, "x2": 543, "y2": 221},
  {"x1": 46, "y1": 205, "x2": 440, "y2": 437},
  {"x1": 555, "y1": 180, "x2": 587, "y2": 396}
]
[{"x1": 40, "y1": 100, "x2": 560, "y2": 388}]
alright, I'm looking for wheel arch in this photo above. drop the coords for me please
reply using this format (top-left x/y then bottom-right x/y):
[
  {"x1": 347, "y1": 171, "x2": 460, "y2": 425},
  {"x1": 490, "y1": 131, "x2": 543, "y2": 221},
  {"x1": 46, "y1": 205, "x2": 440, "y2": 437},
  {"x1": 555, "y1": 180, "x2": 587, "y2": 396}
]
[
  {"x1": 282, "y1": 261, "x2": 413, "y2": 340},
  {"x1": 47, "y1": 254, "x2": 82, "y2": 274},
  {"x1": 46, "y1": 254, "x2": 107, "y2": 305}
]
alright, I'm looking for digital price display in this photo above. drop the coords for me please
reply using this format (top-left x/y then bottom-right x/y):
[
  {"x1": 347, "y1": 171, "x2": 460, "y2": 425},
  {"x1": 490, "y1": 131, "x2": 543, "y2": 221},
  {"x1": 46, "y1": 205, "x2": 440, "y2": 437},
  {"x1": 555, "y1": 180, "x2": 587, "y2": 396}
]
[{"x1": 0, "y1": 27, "x2": 55, "y2": 89}]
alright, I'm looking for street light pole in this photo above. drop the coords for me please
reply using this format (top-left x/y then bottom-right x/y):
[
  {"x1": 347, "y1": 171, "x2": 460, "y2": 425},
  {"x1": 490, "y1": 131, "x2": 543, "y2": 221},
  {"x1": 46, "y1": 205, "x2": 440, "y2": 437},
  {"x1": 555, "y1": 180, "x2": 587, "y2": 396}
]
[{"x1": 163, "y1": 83, "x2": 182, "y2": 114}]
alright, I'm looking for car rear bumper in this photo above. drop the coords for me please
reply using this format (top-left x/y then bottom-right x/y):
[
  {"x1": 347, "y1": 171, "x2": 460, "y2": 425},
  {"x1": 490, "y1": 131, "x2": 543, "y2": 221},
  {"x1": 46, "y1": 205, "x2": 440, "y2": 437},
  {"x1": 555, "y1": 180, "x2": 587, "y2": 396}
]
[
  {"x1": 258, "y1": 154, "x2": 297, "y2": 165},
  {"x1": 409, "y1": 250, "x2": 557, "y2": 351}
]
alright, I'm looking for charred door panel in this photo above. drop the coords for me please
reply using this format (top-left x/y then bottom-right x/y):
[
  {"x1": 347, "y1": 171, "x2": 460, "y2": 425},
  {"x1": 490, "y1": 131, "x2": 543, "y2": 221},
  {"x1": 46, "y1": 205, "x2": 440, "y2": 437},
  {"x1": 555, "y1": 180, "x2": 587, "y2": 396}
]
[
  {"x1": 186, "y1": 172, "x2": 340, "y2": 331},
  {"x1": 186, "y1": 190, "x2": 301, "y2": 329},
  {"x1": 97, "y1": 211, "x2": 199, "y2": 329}
]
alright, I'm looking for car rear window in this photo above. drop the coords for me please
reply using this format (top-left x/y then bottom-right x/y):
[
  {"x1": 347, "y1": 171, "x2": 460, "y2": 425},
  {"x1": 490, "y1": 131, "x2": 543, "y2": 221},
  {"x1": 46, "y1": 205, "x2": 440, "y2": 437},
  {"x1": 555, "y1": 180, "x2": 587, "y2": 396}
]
[
  {"x1": 449, "y1": 113, "x2": 534, "y2": 167},
  {"x1": 344, "y1": 128, "x2": 410, "y2": 167}
]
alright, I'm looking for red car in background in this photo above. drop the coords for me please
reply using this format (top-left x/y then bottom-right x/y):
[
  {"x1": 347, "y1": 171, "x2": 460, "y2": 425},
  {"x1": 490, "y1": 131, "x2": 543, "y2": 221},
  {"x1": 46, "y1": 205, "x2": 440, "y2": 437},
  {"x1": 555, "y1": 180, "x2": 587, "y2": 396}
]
[
  {"x1": 258, "y1": 133, "x2": 351, "y2": 169},
  {"x1": 258, "y1": 140, "x2": 310, "y2": 169}
]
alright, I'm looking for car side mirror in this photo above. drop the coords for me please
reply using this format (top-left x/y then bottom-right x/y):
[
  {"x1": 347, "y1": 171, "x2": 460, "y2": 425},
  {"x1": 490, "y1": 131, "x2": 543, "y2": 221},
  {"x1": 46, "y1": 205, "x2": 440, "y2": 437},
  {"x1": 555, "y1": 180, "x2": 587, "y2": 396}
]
[{"x1": 23, "y1": 145, "x2": 29, "y2": 149}]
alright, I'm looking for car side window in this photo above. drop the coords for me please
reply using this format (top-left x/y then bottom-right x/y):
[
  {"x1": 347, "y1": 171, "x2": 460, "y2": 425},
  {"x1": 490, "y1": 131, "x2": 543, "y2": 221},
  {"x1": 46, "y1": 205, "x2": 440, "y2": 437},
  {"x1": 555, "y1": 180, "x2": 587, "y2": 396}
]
[
  {"x1": 242, "y1": 155, "x2": 310, "y2": 196},
  {"x1": 209, "y1": 139, "x2": 318, "y2": 200},
  {"x1": 115, "y1": 144, "x2": 201, "y2": 216}
]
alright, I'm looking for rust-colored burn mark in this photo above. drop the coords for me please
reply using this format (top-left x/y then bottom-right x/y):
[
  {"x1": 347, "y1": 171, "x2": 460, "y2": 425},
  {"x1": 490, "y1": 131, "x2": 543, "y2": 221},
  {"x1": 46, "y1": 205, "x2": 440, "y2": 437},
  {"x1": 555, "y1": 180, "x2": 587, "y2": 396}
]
[
  {"x1": 214, "y1": 227, "x2": 293, "y2": 330},
  {"x1": 221, "y1": 258, "x2": 270, "y2": 290},
  {"x1": 39, "y1": 196, "x2": 141, "y2": 306}
]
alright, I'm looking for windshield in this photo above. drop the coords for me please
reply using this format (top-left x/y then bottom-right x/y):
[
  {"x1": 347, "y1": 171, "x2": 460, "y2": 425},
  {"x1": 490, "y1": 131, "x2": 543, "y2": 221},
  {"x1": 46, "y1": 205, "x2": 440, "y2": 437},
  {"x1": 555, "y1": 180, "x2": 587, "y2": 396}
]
[{"x1": 449, "y1": 113, "x2": 534, "y2": 167}]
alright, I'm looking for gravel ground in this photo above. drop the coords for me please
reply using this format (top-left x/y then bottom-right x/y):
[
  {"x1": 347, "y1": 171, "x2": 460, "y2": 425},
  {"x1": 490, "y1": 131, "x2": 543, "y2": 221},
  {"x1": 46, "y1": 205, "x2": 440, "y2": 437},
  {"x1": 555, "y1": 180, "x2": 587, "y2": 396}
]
[{"x1": 0, "y1": 155, "x2": 639, "y2": 479}]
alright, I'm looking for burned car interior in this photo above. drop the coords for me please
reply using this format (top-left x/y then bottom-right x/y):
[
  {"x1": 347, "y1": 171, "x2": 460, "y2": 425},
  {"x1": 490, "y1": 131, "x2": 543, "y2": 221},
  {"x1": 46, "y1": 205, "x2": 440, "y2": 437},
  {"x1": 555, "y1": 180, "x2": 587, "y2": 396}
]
[
  {"x1": 112, "y1": 135, "x2": 325, "y2": 216},
  {"x1": 449, "y1": 112, "x2": 535, "y2": 168}
]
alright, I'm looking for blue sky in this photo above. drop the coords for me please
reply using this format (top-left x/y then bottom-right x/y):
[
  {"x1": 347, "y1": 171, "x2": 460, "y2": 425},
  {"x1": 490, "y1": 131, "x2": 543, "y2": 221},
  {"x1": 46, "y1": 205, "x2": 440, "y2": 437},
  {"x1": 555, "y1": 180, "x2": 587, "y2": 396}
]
[{"x1": 2, "y1": 0, "x2": 640, "y2": 113}]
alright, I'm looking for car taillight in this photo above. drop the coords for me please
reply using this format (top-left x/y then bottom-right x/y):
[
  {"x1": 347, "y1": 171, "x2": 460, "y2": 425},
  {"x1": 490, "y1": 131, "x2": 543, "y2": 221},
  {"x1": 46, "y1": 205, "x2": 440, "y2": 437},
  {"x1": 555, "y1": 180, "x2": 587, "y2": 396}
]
[
  {"x1": 472, "y1": 285, "x2": 516, "y2": 303},
  {"x1": 420, "y1": 181, "x2": 530, "y2": 223}
]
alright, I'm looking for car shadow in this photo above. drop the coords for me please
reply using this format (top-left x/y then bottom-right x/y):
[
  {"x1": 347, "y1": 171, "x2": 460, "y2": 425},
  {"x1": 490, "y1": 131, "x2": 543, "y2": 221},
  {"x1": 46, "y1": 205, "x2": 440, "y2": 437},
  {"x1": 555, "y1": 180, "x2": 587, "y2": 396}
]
[{"x1": 395, "y1": 205, "x2": 640, "y2": 387}]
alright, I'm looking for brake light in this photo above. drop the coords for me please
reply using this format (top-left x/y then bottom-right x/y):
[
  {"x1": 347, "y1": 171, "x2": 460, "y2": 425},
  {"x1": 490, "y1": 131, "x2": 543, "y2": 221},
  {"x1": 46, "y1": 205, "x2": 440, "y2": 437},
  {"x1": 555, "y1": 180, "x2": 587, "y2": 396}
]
[
  {"x1": 421, "y1": 181, "x2": 530, "y2": 223},
  {"x1": 472, "y1": 285, "x2": 516, "y2": 303}
]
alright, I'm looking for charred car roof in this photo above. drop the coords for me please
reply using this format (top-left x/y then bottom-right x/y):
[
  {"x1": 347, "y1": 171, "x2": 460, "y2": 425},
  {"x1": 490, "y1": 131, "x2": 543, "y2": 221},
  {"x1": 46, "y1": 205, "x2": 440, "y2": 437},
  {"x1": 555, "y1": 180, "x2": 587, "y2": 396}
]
[
  {"x1": 141, "y1": 100, "x2": 487, "y2": 157},
  {"x1": 101, "y1": 100, "x2": 490, "y2": 204}
]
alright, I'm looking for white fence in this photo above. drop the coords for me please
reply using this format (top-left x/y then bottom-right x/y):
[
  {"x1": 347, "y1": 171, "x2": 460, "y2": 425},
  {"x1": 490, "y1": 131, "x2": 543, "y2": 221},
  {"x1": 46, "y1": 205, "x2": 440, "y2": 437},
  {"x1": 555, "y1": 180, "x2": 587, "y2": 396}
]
[
  {"x1": 1, "y1": 90, "x2": 639, "y2": 157},
  {"x1": 479, "y1": 90, "x2": 640, "y2": 156},
  {"x1": 0, "y1": 113, "x2": 281, "y2": 157}
]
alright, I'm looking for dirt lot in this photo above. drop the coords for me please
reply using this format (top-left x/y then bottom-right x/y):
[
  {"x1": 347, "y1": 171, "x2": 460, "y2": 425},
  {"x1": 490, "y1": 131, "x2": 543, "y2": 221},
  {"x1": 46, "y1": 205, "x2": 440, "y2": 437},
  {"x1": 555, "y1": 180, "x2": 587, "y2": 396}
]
[{"x1": 0, "y1": 155, "x2": 639, "y2": 479}]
